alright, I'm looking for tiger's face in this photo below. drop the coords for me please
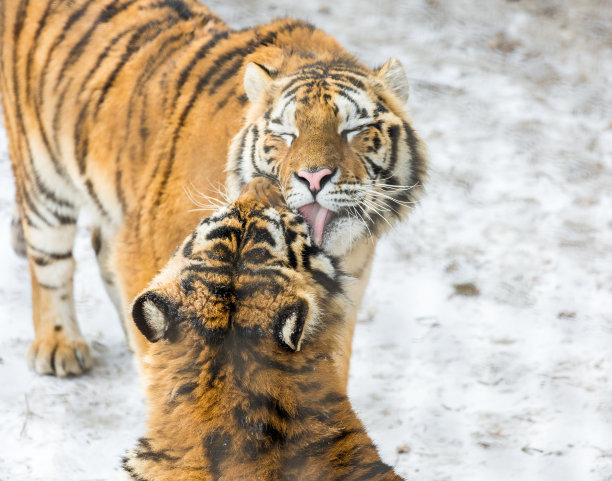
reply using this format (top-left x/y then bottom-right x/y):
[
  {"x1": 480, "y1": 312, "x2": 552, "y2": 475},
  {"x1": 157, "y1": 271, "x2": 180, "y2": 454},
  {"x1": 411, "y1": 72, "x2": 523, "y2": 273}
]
[{"x1": 227, "y1": 59, "x2": 427, "y2": 256}]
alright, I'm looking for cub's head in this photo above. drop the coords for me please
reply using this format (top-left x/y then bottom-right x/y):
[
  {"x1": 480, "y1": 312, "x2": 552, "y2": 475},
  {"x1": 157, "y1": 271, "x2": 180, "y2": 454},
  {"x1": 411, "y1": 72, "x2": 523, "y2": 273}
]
[
  {"x1": 227, "y1": 56, "x2": 428, "y2": 256},
  {"x1": 131, "y1": 190, "x2": 346, "y2": 356}
]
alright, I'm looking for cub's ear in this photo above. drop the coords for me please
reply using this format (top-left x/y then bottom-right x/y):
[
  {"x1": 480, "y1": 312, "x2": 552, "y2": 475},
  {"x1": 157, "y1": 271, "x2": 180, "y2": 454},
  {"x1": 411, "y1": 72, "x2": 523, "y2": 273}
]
[
  {"x1": 377, "y1": 58, "x2": 410, "y2": 104},
  {"x1": 244, "y1": 62, "x2": 273, "y2": 103},
  {"x1": 274, "y1": 299, "x2": 310, "y2": 352},
  {"x1": 132, "y1": 291, "x2": 179, "y2": 343}
]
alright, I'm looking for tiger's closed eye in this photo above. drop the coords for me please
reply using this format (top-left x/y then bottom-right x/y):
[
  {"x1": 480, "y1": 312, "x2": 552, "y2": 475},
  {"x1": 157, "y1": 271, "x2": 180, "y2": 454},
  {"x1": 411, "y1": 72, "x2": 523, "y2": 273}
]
[
  {"x1": 342, "y1": 124, "x2": 370, "y2": 142},
  {"x1": 279, "y1": 132, "x2": 296, "y2": 145}
]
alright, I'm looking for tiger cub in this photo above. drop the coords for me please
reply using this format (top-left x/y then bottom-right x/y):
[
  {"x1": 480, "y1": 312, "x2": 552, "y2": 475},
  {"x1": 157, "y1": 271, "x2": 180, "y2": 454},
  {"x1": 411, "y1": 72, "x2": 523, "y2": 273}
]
[
  {"x1": 0, "y1": 0, "x2": 427, "y2": 381},
  {"x1": 122, "y1": 179, "x2": 403, "y2": 480}
]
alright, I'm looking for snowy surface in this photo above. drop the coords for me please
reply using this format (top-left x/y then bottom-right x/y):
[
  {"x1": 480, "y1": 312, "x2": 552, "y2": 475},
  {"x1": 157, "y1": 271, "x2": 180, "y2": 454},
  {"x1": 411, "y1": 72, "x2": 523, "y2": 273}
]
[{"x1": 1, "y1": 0, "x2": 611, "y2": 480}]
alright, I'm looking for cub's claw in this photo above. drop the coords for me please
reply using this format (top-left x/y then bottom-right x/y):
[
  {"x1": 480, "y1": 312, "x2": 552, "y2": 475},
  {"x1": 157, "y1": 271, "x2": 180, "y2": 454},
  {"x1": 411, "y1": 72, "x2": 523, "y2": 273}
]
[{"x1": 27, "y1": 337, "x2": 92, "y2": 377}]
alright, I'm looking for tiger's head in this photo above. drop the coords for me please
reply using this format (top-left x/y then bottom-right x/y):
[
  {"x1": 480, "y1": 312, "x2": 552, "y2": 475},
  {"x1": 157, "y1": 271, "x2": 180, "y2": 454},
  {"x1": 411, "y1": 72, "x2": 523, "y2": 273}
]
[
  {"x1": 227, "y1": 58, "x2": 428, "y2": 256},
  {"x1": 131, "y1": 186, "x2": 347, "y2": 356}
]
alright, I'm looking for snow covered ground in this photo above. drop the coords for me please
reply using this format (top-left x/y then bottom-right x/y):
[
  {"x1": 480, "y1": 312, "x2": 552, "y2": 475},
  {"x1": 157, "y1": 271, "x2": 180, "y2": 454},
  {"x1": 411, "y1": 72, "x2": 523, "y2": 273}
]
[{"x1": 1, "y1": 0, "x2": 611, "y2": 479}]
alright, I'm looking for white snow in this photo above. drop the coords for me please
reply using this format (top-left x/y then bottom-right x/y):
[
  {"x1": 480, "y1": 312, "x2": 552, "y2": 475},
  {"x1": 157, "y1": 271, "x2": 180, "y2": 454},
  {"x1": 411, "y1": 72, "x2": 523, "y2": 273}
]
[{"x1": 1, "y1": 0, "x2": 611, "y2": 480}]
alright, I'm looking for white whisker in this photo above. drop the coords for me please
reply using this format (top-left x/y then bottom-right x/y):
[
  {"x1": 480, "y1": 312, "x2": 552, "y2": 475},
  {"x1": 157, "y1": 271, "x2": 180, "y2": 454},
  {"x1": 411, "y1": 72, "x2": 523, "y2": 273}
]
[
  {"x1": 185, "y1": 182, "x2": 228, "y2": 211},
  {"x1": 361, "y1": 198, "x2": 394, "y2": 229}
]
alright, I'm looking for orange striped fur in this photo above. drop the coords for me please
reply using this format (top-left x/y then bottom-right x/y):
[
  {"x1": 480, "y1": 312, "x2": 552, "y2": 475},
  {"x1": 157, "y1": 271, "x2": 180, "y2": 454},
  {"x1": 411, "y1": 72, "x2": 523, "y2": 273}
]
[
  {"x1": 121, "y1": 179, "x2": 403, "y2": 480},
  {"x1": 0, "y1": 0, "x2": 427, "y2": 383}
]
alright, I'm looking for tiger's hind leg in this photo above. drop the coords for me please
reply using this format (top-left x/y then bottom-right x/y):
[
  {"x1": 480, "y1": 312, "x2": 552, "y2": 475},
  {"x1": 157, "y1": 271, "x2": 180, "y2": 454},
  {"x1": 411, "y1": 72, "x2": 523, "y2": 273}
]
[
  {"x1": 91, "y1": 227, "x2": 126, "y2": 335},
  {"x1": 17, "y1": 182, "x2": 92, "y2": 377}
]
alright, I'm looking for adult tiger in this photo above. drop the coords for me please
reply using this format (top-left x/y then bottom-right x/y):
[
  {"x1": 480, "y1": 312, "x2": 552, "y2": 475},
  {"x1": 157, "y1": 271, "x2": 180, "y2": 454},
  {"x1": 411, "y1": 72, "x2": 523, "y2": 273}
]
[
  {"x1": 0, "y1": 0, "x2": 427, "y2": 380},
  {"x1": 122, "y1": 179, "x2": 404, "y2": 480}
]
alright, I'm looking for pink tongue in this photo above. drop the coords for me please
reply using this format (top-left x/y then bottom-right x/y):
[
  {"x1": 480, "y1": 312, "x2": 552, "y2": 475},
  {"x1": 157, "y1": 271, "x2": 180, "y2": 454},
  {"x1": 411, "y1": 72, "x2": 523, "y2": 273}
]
[{"x1": 298, "y1": 203, "x2": 333, "y2": 246}]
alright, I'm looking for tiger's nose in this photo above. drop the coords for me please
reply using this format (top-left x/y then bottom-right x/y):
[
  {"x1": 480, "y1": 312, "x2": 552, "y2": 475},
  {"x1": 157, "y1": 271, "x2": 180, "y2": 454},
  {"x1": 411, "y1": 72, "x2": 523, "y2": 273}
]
[{"x1": 296, "y1": 167, "x2": 334, "y2": 194}]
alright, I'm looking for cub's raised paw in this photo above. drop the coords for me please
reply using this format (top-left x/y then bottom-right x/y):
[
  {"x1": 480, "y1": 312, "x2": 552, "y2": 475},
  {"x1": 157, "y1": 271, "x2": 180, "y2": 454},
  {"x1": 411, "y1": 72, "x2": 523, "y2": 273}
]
[
  {"x1": 238, "y1": 176, "x2": 284, "y2": 207},
  {"x1": 27, "y1": 336, "x2": 92, "y2": 377}
]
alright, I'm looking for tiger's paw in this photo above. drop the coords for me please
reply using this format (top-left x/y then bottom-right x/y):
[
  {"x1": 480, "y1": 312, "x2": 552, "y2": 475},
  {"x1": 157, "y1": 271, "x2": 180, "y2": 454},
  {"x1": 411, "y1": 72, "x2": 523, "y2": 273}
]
[
  {"x1": 238, "y1": 177, "x2": 284, "y2": 207},
  {"x1": 27, "y1": 335, "x2": 92, "y2": 377}
]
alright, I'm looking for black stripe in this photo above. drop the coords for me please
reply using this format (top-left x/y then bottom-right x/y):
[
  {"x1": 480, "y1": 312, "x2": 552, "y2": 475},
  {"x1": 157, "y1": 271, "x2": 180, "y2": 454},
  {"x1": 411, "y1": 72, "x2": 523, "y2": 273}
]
[
  {"x1": 117, "y1": 31, "x2": 192, "y2": 214},
  {"x1": 237, "y1": 265, "x2": 290, "y2": 283},
  {"x1": 31, "y1": 99, "x2": 70, "y2": 181},
  {"x1": 361, "y1": 154, "x2": 383, "y2": 177},
  {"x1": 335, "y1": 89, "x2": 362, "y2": 111},
  {"x1": 385, "y1": 124, "x2": 400, "y2": 175},
  {"x1": 74, "y1": 104, "x2": 89, "y2": 175},
  {"x1": 53, "y1": 0, "x2": 134, "y2": 91},
  {"x1": 240, "y1": 247, "x2": 275, "y2": 264},
  {"x1": 207, "y1": 56, "x2": 243, "y2": 95},
  {"x1": 276, "y1": 95, "x2": 297, "y2": 121},
  {"x1": 25, "y1": 0, "x2": 54, "y2": 100},
  {"x1": 375, "y1": 101, "x2": 389, "y2": 114},
  {"x1": 233, "y1": 128, "x2": 249, "y2": 185},
  {"x1": 135, "y1": 448, "x2": 178, "y2": 462},
  {"x1": 206, "y1": 225, "x2": 242, "y2": 242},
  {"x1": 146, "y1": 0, "x2": 193, "y2": 20},
  {"x1": 281, "y1": 75, "x2": 320, "y2": 97},
  {"x1": 214, "y1": 86, "x2": 235, "y2": 111},
  {"x1": 281, "y1": 80, "x2": 316, "y2": 101},
  {"x1": 234, "y1": 406, "x2": 285, "y2": 448},
  {"x1": 199, "y1": 280, "x2": 233, "y2": 299},
  {"x1": 38, "y1": 0, "x2": 98, "y2": 103},
  {"x1": 51, "y1": 79, "x2": 72, "y2": 156},
  {"x1": 174, "y1": 382, "x2": 197, "y2": 397},
  {"x1": 85, "y1": 179, "x2": 110, "y2": 218},
  {"x1": 95, "y1": 16, "x2": 177, "y2": 115},
  {"x1": 115, "y1": 168, "x2": 128, "y2": 214},
  {"x1": 195, "y1": 21, "x2": 304, "y2": 97},
  {"x1": 26, "y1": 162, "x2": 73, "y2": 208},
  {"x1": 16, "y1": 2, "x2": 71, "y2": 181},
  {"x1": 351, "y1": 462, "x2": 396, "y2": 481},
  {"x1": 203, "y1": 430, "x2": 232, "y2": 480},
  {"x1": 249, "y1": 348, "x2": 313, "y2": 374},
  {"x1": 403, "y1": 121, "x2": 426, "y2": 190},
  {"x1": 180, "y1": 273, "x2": 204, "y2": 294},
  {"x1": 29, "y1": 248, "x2": 72, "y2": 262},
  {"x1": 78, "y1": 28, "x2": 133, "y2": 93},
  {"x1": 182, "y1": 231, "x2": 196, "y2": 257},
  {"x1": 203, "y1": 243, "x2": 234, "y2": 262},
  {"x1": 235, "y1": 281, "x2": 283, "y2": 300},
  {"x1": 302, "y1": 428, "x2": 363, "y2": 457},
  {"x1": 311, "y1": 268, "x2": 341, "y2": 295},
  {"x1": 183, "y1": 263, "x2": 233, "y2": 277},
  {"x1": 0, "y1": 1, "x2": 5, "y2": 66},
  {"x1": 21, "y1": 186, "x2": 54, "y2": 227},
  {"x1": 250, "y1": 125, "x2": 260, "y2": 174},
  {"x1": 329, "y1": 70, "x2": 367, "y2": 90},
  {"x1": 173, "y1": 30, "x2": 230, "y2": 107}
]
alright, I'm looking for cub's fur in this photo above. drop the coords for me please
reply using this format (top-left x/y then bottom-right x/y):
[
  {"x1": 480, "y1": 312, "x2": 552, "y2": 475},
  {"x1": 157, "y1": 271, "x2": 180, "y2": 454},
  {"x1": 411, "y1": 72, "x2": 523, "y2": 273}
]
[
  {"x1": 0, "y1": 0, "x2": 427, "y2": 379},
  {"x1": 122, "y1": 184, "x2": 403, "y2": 480}
]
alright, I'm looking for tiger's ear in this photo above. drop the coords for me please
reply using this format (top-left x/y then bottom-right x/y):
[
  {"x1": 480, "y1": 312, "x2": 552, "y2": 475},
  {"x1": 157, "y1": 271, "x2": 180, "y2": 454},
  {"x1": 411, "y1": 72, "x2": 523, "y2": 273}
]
[
  {"x1": 274, "y1": 299, "x2": 310, "y2": 352},
  {"x1": 132, "y1": 291, "x2": 179, "y2": 343},
  {"x1": 244, "y1": 62, "x2": 273, "y2": 103},
  {"x1": 377, "y1": 58, "x2": 410, "y2": 104}
]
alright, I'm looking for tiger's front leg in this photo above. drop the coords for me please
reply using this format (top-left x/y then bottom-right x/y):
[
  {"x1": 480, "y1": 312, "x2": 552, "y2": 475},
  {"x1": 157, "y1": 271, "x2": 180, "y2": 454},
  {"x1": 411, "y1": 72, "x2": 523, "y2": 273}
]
[{"x1": 16, "y1": 192, "x2": 92, "y2": 377}]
